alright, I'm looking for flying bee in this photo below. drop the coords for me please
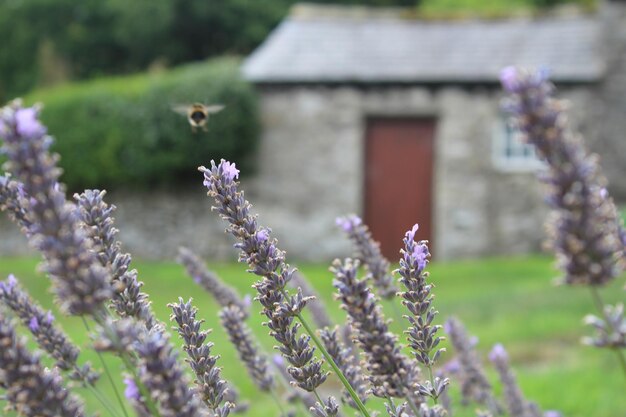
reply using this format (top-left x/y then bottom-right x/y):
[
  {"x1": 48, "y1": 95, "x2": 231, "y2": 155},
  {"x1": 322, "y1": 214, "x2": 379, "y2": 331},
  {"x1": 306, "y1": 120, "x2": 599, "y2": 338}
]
[{"x1": 171, "y1": 103, "x2": 225, "y2": 133}]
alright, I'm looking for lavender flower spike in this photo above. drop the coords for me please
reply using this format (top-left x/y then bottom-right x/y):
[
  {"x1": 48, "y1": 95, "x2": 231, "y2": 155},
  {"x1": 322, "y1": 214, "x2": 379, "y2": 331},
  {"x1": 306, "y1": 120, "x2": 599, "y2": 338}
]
[
  {"x1": 311, "y1": 396, "x2": 340, "y2": 417},
  {"x1": 500, "y1": 68, "x2": 624, "y2": 286},
  {"x1": 178, "y1": 246, "x2": 249, "y2": 316},
  {"x1": 489, "y1": 344, "x2": 540, "y2": 417},
  {"x1": 136, "y1": 324, "x2": 209, "y2": 417},
  {"x1": 0, "y1": 100, "x2": 112, "y2": 315},
  {"x1": 220, "y1": 304, "x2": 274, "y2": 392},
  {"x1": 169, "y1": 298, "x2": 234, "y2": 417},
  {"x1": 445, "y1": 317, "x2": 500, "y2": 414},
  {"x1": 336, "y1": 214, "x2": 397, "y2": 299},
  {"x1": 396, "y1": 224, "x2": 448, "y2": 402},
  {"x1": 200, "y1": 159, "x2": 330, "y2": 396},
  {"x1": 332, "y1": 257, "x2": 415, "y2": 399},
  {"x1": 582, "y1": 304, "x2": 626, "y2": 349},
  {"x1": 0, "y1": 274, "x2": 99, "y2": 383},
  {"x1": 319, "y1": 326, "x2": 369, "y2": 409},
  {"x1": 75, "y1": 189, "x2": 157, "y2": 329},
  {"x1": 0, "y1": 312, "x2": 86, "y2": 417}
]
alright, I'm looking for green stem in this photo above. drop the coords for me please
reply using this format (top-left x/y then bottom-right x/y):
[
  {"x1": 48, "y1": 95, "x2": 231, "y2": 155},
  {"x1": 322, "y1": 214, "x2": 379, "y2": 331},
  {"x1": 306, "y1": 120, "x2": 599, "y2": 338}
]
[
  {"x1": 271, "y1": 362, "x2": 310, "y2": 417},
  {"x1": 78, "y1": 367, "x2": 122, "y2": 417},
  {"x1": 270, "y1": 388, "x2": 288, "y2": 417},
  {"x1": 296, "y1": 312, "x2": 371, "y2": 417},
  {"x1": 406, "y1": 395, "x2": 421, "y2": 417},
  {"x1": 81, "y1": 317, "x2": 130, "y2": 417},
  {"x1": 589, "y1": 286, "x2": 626, "y2": 382},
  {"x1": 312, "y1": 389, "x2": 326, "y2": 415},
  {"x1": 118, "y1": 353, "x2": 164, "y2": 417},
  {"x1": 89, "y1": 313, "x2": 164, "y2": 417},
  {"x1": 426, "y1": 364, "x2": 439, "y2": 405},
  {"x1": 386, "y1": 396, "x2": 395, "y2": 411}
]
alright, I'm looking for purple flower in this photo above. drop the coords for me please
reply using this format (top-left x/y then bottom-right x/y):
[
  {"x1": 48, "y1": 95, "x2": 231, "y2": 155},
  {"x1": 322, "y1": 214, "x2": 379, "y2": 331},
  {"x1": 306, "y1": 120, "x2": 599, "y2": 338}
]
[
  {"x1": 405, "y1": 223, "x2": 419, "y2": 242},
  {"x1": 489, "y1": 343, "x2": 508, "y2": 362},
  {"x1": 442, "y1": 359, "x2": 460, "y2": 374},
  {"x1": 201, "y1": 159, "x2": 330, "y2": 394},
  {"x1": 222, "y1": 161, "x2": 239, "y2": 181},
  {"x1": 1, "y1": 274, "x2": 17, "y2": 291},
  {"x1": 600, "y1": 188, "x2": 609, "y2": 199},
  {"x1": 1, "y1": 102, "x2": 112, "y2": 315},
  {"x1": 0, "y1": 315, "x2": 87, "y2": 416},
  {"x1": 336, "y1": 214, "x2": 396, "y2": 299},
  {"x1": 15, "y1": 107, "x2": 46, "y2": 138},
  {"x1": 335, "y1": 215, "x2": 361, "y2": 232},
  {"x1": 444, "y1": 318, "x2": 500, "y2": 413},
  {"x1": 469, "y1": 335, "x2": 479, "y2": 348},
  {"x1": 256, "y1": 229, "x2": 269, "y2": 243},
  {"x1": 124, "y1": 377, "x2": 140, "y2": 401},
  {"x1": 544, "y1": 411, "x2": 562, "y2": 417},
  {"x1": 534, "y1": 66, "x2": 551, "y2": 85},
  {"x1": 75, "y1": 189, "x2": 157, "y2": 329},
  {"x1": 501, "y1": 68, "x2": 624, "y2": 287},
  {"x1": 45, "y1": 311, "x2": 55, "y2": 325},
  {"x1": 272, "y1": 354, "x2": 284, "y2": 367},
  {"x1": 412, "y1": 243, "x2": 428, "y2": 271},
  {"x1": 243, "y1": 294, "x2": 252, "y2": 307},
  {"x1": 28, "y1": 316, "x2": 39, "y2": 332},
  {"x1": 499, "y1": 66, "x2": 518, "y2": 92}
]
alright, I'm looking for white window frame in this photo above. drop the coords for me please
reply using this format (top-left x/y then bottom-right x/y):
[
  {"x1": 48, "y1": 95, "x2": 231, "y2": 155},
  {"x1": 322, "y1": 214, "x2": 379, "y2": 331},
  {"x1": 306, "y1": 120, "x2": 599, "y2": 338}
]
[{"x1": 492, "y1": 116, "x2": 544, "y2": 172}]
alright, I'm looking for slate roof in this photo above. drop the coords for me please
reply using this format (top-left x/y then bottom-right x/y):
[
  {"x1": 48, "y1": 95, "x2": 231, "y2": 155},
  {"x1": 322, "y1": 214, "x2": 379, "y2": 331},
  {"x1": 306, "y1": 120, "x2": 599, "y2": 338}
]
[{"x1": 242, "y1": 4, "x2": 605, "y2": 84}]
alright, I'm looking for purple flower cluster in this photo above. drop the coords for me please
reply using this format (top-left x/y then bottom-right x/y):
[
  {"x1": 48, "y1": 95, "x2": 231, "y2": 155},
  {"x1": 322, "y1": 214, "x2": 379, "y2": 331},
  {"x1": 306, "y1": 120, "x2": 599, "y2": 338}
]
[
  {"x1": 219, "y1": 304, "x2": 274, "y2": 392},
  {"x1": 0, "y1": 101, "x2": 112, "y2": 315},
  {"x1": 336, "y1": 214, "x2": 397, "y2": 299},
  {"x1": 396, "y1": 224, "x2": 448, "y2": 401},
  {"x1": 135, "y1": 324, "x2": 208, "y2": 417},
  {"x1": 500, "y1": 67, "x2": 624, "y2": 286},
  {"x1": 0, "y1": 313, "x2": 86, "y2": 417},
  {"x1": 0, "y1": 274, "x2": 99, "y2": 384},
  {"x1": 169, "y1": 298, "x2": 234, "y2": 416},
  {"x1": 332, "y1": 257, "x2": 415, "y2": 399},
  {"x1": 319, "y1": 325, "x2": 369, "y2": 409},
  {"x1": 445, "y1": 317, "x2": 501, "y2": 414},
  {"x1": 489, "y1": 344, "x2": 542, "y2": 417},
  {"x1": 75, "y1": 189, "x2": 157, "y2": 329},
  {"x1": 583, "y1": 304, "x2": 626, "y2": 349},
  {"x1": 200, "y1": 160, "x2": 330, "y2": 397}
]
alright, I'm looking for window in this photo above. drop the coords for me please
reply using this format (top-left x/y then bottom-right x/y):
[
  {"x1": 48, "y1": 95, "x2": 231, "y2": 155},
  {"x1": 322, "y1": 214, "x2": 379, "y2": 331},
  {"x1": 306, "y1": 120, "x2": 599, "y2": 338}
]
[{"x1": 492, "y1": 116, "x2": 544, "y2": 172}]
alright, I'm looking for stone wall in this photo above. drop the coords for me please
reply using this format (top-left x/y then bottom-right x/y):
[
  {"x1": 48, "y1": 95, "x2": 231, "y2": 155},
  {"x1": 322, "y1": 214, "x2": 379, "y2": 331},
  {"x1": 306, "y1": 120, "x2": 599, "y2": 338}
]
[{"x1": 590, "y1": 1, "x2": 626, "y2": 200}]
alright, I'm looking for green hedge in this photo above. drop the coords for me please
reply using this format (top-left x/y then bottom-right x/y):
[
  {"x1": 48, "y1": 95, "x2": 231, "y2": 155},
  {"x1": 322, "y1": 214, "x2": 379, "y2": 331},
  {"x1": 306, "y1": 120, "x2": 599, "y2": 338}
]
[{"x1": 24, "y1": 57, "x2": 259, "y2": 191}]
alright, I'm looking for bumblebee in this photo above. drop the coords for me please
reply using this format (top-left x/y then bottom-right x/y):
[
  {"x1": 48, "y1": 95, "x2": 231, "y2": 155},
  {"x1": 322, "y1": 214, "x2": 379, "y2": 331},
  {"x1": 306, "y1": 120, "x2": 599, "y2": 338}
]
[{"x1": 172, "y1": 103, "x2": 224, "y2": 133}]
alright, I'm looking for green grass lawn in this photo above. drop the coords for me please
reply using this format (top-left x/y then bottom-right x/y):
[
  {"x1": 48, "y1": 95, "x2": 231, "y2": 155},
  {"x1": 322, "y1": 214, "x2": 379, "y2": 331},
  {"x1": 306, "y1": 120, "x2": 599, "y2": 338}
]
[{"x1": 1, "y1": 255, "x2": 624, "y2": 417}]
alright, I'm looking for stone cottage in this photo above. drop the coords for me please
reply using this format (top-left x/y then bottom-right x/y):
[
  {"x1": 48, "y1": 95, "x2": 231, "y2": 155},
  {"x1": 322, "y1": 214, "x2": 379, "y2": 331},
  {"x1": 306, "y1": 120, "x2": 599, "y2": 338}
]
[{"x1": 239, "y1": 1, "x2": 626, "y2": 260}]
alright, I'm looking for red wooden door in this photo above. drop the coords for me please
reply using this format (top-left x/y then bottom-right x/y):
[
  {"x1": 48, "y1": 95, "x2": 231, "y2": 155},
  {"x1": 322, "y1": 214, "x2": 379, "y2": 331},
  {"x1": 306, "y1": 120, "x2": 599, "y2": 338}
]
[{"x1": 364, "y1": 117, "x2": 435, "y2": 260}]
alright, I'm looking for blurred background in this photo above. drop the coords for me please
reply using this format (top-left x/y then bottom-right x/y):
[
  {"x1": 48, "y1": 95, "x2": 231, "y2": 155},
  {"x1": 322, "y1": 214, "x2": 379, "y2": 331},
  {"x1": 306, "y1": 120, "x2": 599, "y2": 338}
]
[
  {"x1": 2, "y1": 0, "x2": 625, "y2": 263},
  {"x1": 2, "y1": 1, "x2": 626, "y2": 416}
]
